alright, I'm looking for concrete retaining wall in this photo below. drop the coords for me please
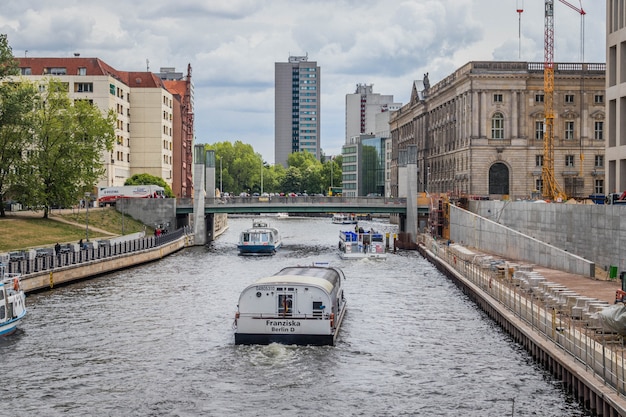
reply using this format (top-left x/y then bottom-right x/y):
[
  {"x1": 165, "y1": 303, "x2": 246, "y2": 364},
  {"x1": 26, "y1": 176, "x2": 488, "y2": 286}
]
[
  {"x1": 466, "y1": 201, "x2": 626, "y2": 276},
  {"x1": 450, "y1": 204, "x2": 595, "y2": 277}
]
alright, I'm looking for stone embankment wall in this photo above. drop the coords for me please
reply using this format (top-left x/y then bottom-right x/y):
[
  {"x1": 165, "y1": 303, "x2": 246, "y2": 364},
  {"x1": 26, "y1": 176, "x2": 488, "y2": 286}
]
[
  {"x1": 450, "y1": 203, "x2": 595, "y2": 277},
  {"x1": 22, "y1": 235, "x2": 189, "y2": 293},
  {"x1": 464, "y1": 201, "x2": 626, "y2": 275}
]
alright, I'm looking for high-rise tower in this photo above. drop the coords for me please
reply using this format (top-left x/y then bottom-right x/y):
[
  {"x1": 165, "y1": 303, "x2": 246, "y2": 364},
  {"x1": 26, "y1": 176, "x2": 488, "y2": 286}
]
[{"x1": 275, "y1": 55, "x2": 320, "y2": 167}]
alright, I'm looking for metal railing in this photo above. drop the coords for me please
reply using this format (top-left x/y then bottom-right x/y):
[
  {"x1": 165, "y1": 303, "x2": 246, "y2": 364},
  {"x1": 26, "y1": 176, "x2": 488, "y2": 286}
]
[
  {"x1": 424, "y1": 235, "x2": 626, "y2": 397},
  {"x1": 4, "y1": 227, "x2": 189, "y2": 277}
]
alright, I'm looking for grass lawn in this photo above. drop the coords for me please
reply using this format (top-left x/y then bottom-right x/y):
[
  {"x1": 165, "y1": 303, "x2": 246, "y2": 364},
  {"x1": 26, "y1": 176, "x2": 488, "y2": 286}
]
[{"x1": 0, "y1": 207, "x2": 150, "y2": 252}]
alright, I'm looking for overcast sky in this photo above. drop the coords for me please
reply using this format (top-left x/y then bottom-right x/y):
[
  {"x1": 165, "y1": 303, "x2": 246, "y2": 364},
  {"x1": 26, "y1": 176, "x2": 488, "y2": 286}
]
[{"x1": 1, "y1": 0, "x2": 606, "y2": 164}]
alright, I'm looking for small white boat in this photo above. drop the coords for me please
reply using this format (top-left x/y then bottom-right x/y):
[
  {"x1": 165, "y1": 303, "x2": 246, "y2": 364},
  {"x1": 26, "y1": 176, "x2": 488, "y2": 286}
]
[
  {"x1": 332, "y1": 213, "x2": 357, "y2": 224},
  {"x1": 0, "y1": 264, "x2": 26, "y2": 336},
  {"x1": 338, "y1": 229, "x2": 387, "y2": 259},
  {"x1": 237, "y1": 219, "x2": 282, "y2": 256},
  {"x1": 234, "y1": 264, "x2": 347, "y2": 346}
]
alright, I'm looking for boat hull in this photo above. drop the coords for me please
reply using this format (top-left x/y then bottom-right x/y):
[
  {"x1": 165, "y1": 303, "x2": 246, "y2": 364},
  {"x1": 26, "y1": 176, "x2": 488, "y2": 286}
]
[
  {"x1": 237, "y1": 242, "x2": 281, "y2": 256},
  {"x1": 0, "y1": 313, "x2": 24, "y2": 336},
  {"x1": 235, "y1": 302, "x2": 347, "y2": 346}
]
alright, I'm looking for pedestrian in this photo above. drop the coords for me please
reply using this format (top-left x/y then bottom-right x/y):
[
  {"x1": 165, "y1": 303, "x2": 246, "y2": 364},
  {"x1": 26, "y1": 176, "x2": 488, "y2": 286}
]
[
  {"x1": 55, "y1": 242, "x2": 60, "y2": 255},
  {"x1": 79, "y1": 238, "x2": 83, "y2": 249}
]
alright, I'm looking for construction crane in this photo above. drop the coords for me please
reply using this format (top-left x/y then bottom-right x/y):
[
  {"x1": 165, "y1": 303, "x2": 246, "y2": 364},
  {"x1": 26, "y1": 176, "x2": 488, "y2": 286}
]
[{"x1": 542, "y1": 0, "x2": 585, "y2": 201}]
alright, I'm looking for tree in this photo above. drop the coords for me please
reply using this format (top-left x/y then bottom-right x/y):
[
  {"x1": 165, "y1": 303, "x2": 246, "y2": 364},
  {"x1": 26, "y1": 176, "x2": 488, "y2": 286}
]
[
  {"x1": 125, "y1": 173, "x2": 174, "y2": 197},
  {"x1": 0, "y1": 35, "x2": 36, "y2": 217},
  {"x1": 19, "y1": 79, "x2": 115, "y2": 218}
]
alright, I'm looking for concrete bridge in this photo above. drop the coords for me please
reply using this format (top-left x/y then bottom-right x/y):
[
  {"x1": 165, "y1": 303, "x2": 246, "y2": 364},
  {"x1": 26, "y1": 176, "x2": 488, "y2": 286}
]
[{"x1": 176, "y1": 196, "x2": 412, "y2": 215}]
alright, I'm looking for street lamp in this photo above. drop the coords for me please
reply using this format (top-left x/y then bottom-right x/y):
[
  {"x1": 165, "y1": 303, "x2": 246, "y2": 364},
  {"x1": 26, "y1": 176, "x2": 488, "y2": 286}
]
[
  {"x1": 84, "y1": 192, "x2": 91, "y2": 242},
  {"x1": 261, "y1": 161, "x2": 264, "y2": 195}
]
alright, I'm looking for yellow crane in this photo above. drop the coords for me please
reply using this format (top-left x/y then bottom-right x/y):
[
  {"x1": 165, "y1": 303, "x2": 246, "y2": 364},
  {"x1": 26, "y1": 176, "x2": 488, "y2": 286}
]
[{"x1": 542, "y1": 0, "x2": 585, "y2": 201}]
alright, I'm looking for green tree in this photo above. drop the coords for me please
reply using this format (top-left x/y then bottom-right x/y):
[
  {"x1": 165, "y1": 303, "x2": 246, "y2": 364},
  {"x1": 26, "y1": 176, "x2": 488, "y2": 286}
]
[
  {"x1": 19, "y1": 79, "x2": 115, "y2": 218},
  {"x1": 125, "y1": 173, "x2": 174, "y2": 197},
  {"x1": 0, "y1": 35, "x2": 37, "y2": 217}
]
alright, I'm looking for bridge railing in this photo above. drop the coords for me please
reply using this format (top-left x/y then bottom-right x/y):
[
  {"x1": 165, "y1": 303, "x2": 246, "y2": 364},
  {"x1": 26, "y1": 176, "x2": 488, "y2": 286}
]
[{"x1": 203, "y1": 195, "x2": 407, "y2": 207}]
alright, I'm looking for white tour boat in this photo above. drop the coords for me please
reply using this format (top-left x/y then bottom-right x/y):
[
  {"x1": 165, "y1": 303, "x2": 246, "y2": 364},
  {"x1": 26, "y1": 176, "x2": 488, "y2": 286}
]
[
  {"x1": 0, "y1": 264, "x2": 26, "y2": 336},
  {"x1": 234, "y1": 264, "x2": 347, "y2": 346},
  {"x1": 331, "y1": 213, "x2": 357, "y2": 224},
  {"x1": 237, "y1": 219, "x2": 282, "y2": 256},
  {"x1": 338, "y1": 229, "x2": 387, "y2": 259}
]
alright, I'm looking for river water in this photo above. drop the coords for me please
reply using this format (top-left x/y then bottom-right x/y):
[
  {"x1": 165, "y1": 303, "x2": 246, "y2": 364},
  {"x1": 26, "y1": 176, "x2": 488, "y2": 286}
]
[{"x1": 0, "y1": 216, "x2": 590, "y2": 416}]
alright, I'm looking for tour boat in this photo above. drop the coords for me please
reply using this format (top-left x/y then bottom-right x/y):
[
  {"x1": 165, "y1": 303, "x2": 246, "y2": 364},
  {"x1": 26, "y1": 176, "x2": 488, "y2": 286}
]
[
  {"x1": 0, "y1": 264, "x2": 26, "y2": 336},
  {"x1": 234, "y1": 264, "x2": 347, "y2": 346},
  {"x1": 332, "y1": 213, "x2": 357, "y2": 224},
  {"x1": 338, "y1": 229, "x2": 387, "y2": 260},
  {"x1": 237, "y1": 219, "x2": 282, "y2": 256}
]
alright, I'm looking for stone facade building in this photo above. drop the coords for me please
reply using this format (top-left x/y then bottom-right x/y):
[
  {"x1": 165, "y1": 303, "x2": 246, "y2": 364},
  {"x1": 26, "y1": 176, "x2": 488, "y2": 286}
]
[{"x1": 389, "y1": 61, "x2": 606, "y2": 200}]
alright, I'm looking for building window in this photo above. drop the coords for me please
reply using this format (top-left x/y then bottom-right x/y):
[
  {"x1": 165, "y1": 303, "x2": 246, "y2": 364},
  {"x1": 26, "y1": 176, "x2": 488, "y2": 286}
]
[
  {"x1": 594, "y1": 94, "x2": 604, "y2": 104},
  {"x1": 565, "y1": 155, "x2": 575, "y2": 167},
  {"x1": 595, "y1": 179, "x2": 604, "y2": 194},
  {"x1": 78, "y1": 67, "x2": 87, "y2": 76},
  {"x1": 535, "y1": 178, "x2": 543, "y2": 193},
  {"x1": 594, "y1": 121, "x2": 604, "y2": 140},
  {"x1": 535, "y1": 121, "x2": 544, "y2": 140},
  {"x1": 565, "y1": 94, "x2": 575, "y2": 103},
  {"x1": 535, "y1": 155, "x2": 544, "y2": 167},
  {"x1": 493, "y1": 94, "x2": 503, "y2": 103},
  {"x1": 21, "y1": 67, "x2": 31, "y2": 75},
  {"x1": 46, "y1": 67, "x2": 66, "y2": 75},
  {"x1": 491, "y1": 112, "x2": 504, "y2": 139},
  {"x1": 565, "y1": 121, "x2": 574, "y2": 140},
  {"x1": 595, "y1": 155, "x2": 604, "y2": 167},
  {"x1": 75, "y1": 83, "x2": 93, "y2": 93},
  {"x1": 535, "y1": 94, "x2": 544, "y2": 103}
]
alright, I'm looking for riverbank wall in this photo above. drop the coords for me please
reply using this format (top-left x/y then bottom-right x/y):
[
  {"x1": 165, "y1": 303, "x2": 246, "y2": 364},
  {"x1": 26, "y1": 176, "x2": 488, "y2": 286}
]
[
  {"x1": 20, "y1": 230, "x2": 191, "y2": 293},
  {"x1": 418, "y1": 235, "x2": 626, "y2": 417}
]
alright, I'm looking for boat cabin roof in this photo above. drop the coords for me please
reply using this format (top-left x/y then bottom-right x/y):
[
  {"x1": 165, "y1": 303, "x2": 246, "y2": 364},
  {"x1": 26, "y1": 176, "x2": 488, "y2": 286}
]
[{"x1": 253, "y1": 266, "x2": 344, "y2": 293}]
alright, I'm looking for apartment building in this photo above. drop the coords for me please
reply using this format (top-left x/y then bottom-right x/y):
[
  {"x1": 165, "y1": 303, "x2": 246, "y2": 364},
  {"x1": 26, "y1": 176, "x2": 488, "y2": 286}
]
[
  {"x1": 389, "y1": 61, "x2": 606, "y2": 200},
  {"x1": 15, "y1": 57, "x2": 191, "y2": 193},
  {"x1": 275, "y1": 55, "x2": 321, "y2": 167}
]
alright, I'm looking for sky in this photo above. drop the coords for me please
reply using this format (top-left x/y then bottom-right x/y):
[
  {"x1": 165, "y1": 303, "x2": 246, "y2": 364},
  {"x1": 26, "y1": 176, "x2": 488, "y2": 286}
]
[{"x1": 0, "y1": 0, "x2": 606, "y2": 165}]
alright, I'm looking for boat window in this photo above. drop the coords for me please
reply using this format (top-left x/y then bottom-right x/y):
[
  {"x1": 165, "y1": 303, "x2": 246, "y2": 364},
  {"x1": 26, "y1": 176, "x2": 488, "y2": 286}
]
[
  {"x1": 0, "y1": 290, "x2": 3, "y2": 300},
  {"x1": 0, "y1": 305, "x2": 4, "y2": 319},
  {"x1": 312, "y1": 301, "x2": 324, "y2": 317},
  {"x1": 278, "y1": 294, "x2": 293, "y2": 316}
]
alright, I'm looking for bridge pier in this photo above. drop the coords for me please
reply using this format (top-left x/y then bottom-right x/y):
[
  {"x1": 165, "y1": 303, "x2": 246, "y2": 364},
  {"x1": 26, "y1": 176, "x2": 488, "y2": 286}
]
[{"x1": 192, "y1": 145, "x2": 207, "y2": 246}]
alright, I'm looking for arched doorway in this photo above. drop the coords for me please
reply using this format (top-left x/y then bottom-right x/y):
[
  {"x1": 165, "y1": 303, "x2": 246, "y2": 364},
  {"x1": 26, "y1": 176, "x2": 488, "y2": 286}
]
[{"x1": 489, "y1": 163, "x2": 510, "y2": 195}]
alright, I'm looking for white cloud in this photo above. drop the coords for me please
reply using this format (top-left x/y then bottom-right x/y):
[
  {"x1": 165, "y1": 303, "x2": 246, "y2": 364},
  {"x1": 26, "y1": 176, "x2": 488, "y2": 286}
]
[{"x1": 1, "y1": 0, "x2": 606, "y2": 163}]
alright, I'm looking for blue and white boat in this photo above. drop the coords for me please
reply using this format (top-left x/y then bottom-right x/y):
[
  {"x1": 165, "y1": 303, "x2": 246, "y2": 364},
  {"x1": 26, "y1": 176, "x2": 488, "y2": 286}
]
[
  {"x1": 237, "y1": 219, "x2": 282, "y2": 256},
  {"x1": 0, "y1": 264, "x2": 26, "y2": 336},
  {"x1": 234, "y1": 264, "x2": 347, "y2": 346},
  {"x1": 338, "y1": 229, "x2": 387, "y2": 259}
]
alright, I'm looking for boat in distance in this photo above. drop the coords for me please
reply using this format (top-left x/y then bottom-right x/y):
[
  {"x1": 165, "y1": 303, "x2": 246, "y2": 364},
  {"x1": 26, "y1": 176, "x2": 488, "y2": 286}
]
[
  {"x1": 0, "y1": 264, "x2": 26, "y2": 336},
  {"x1": 338, "y1": 229, "x2": 387, "y2": 260},
  {"x1": 331, "y1": 213, "x2": 357, "y2": 224},
  {"x1": 234, "y1": 264, "x2": 347, "y2": 346},
  {"x1": 237, "y1": 219, "x2": 282, "y2": 256}
]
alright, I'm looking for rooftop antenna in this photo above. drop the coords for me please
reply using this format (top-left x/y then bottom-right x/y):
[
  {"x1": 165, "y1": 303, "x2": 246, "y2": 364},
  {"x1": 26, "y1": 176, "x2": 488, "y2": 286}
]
[
  {"x1": 24, "y1": 50, "x2": 28, "y2": 58},
  {"x1": 146, "y1": 58, "x2": 150, "y2": 71},
  {"x1": 517, "y1": 0, "x2": 524, "y2": 59}
]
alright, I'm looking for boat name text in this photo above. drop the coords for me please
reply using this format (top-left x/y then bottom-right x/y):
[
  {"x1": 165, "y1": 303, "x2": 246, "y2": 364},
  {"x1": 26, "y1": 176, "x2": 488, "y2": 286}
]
[
  {"x1": 266, "y1": 319, "x2": 301, "y2": 333},
  {"x1": 256, "y1": 285, "x2": 275, "y2": 291}
]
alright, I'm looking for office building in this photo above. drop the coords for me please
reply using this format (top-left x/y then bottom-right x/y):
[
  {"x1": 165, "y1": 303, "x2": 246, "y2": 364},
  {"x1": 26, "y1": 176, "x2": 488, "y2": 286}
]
[{"x1": 275, "y1": 55, "x2": 320, "y2": 167}]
